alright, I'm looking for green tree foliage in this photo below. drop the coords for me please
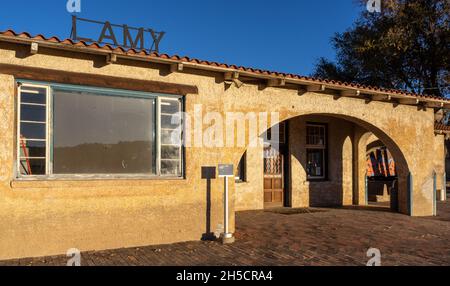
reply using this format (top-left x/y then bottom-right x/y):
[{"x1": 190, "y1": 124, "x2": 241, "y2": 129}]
[{"x1": 313, "y1": 0, "x2": 449, "y2": 97}]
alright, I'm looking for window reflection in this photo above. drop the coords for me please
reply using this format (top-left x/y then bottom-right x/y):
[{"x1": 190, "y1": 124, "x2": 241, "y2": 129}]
[{"x1": 52, "y1": 90, "x2": 156, "y2": 174}]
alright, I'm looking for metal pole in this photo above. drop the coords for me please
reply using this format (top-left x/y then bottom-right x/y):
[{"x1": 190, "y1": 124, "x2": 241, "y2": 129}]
[
  {"x1": 444, "y1": 173, "x2": 447, "y2": 202},
  {"x1": 408, "y1": 173, "x2": 413, "y2": 216},
  {"x1": 224, "y1": 176, "x2": 229, "y2": 235},
  {"x1": 222, "y1": 175, "x2": 235, "y2": 244}
]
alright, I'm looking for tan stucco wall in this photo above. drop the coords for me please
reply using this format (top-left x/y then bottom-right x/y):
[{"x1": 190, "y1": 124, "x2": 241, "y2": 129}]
[
  {"x1": 0, "y1": 42, "x2": 440, "y2": 259},
  {"x1": 289, "y1": 116, "x2": 354, "y2": 208},
  {"x1": 433, "y1": 134, "x2": 446, "y2": 192},
  {"x1": 235, "y1": 141, "x2": 264, "y2": 212}
]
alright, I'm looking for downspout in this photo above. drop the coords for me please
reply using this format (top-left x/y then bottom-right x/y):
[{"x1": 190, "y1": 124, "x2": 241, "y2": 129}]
[
  {"x1": 444, "y1": 173, "x2": 447, "y2": 201},
  {"x1": 433, "y1": 171, "x2": 437, "y2": 216},
  {"x1": 365, "y1": 172, "x2": 369, "y2": 206}
]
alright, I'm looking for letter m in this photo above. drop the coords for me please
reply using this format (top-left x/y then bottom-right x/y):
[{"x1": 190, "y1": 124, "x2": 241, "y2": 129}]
[{"x1": 123, "y1": 25, "x2": 145, "y2": 50}]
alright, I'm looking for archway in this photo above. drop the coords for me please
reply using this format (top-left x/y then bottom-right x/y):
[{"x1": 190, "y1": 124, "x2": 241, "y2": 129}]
[
  {"x1": 365, "y1": 135, "x2": 398, "y2": 209},
  {"x1": 234, "y1": 113, "x2": 410, "y2": 214}
]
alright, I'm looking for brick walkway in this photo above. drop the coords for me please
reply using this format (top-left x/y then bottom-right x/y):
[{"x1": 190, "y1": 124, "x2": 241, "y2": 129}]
[{"x1": 1, "y1": 201, "x2": 450, "y2": 266}]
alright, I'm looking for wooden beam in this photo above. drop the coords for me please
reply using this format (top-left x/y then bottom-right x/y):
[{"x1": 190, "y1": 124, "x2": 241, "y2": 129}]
[
  {"x1": 399, "y1": 98, "x2": 420, "y2": 106},
  {"x1": 333, "y1": 94, "x2": 342, "y2": 100},
  {"x1": 417, "y1": 101, "x2": 427, "y2": 111},
  {"x1": 426, "y1": 101, "x2": 446, "y2": 109},
  {"x1": 364, "y1": 94, "x2": 374, "y2": 104},
  {"x1": 340, "y1": 89, "x2": 361, "y2": 97},
  {"x1": 170, "y1": 63, "x2": 184, "y2": 73},
  {"x1": 371, "y1": 94, "x2": 391, "y2": 101},
  {"x1": 266, "y1": 78, "x2": 286, "y2": 87},
  {"x1": 224, "y1": 71, "x2": 239, "y2": 81},
  {"x1": 297, "y1": 87, "x2": 307, "y2": 96},
  {"x1": 233, "y1": 78, "x2": 244, "y2": 88},
  {"x1": 106, "y1": 54, "x2": 117, "y2": 64},
  {"x1": 224, "y1": 72, "x2": 243, "y2": 88},
  {"x1": 0, "y1": 63, "x2": 198, "y2": 95},
  {"x1": 306, "y1": 84, "x2": 326, "y2": 92},
  {"x1": 30, "y1": 42, "x2": 39, "y2": 55}
]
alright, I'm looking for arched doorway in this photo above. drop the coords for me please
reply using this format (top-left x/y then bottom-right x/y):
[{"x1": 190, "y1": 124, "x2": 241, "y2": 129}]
[
  {"x1": 234, "y1": 113, "x2": 410, "y2": 213},
  {"x1": 365, "y1": 136, "x2": 398, "y2": 209}
]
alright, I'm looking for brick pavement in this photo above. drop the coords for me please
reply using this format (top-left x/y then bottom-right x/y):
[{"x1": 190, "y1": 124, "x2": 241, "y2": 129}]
[{"x1": 1, "y1": 201, "x2": 449, "y2": 266}]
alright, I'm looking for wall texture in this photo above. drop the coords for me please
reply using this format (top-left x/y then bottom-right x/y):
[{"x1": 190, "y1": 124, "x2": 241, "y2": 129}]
[{"x1": 234, "y1": 142, "x2": 264, "y2": 212}]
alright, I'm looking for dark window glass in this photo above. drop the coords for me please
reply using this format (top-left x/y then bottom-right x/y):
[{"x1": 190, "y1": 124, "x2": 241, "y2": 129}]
[
  {"x1": 306, "y1": 124, "x2": 327, "y2": 179},
  {"x1": 20, "y1": 123, "x2": 46, "y2": 139},
  {"x1": 20, "y1": 89, "x2": 46, "y2": 104},
  {"x1": 307, "y1": 149, "x2": 325, "y2": 178},
  {"x1": 307, "y1": 125, "x2": 326, "y2": 146},
  {"x1": 20, "y1": 105, "x2": 46, "y2": 123},
  {"x1": 52, "y1": 89, "x2": 156, "y2": 175},
  {"x1": 161, "y1": 146, "x2": 181, "y2": 160},
  {"x1": 161, "y1": 160, "x2": 181, "y2": 176},
  {"x1": 19, "y1": 159, "x2": 46, "y2": 176},
  {"x1": 19, "y1": 140, "x2": 46, "y2": 158},
  {"x1": 161, "y1": 100, "x2": 180, "y2": 114}
]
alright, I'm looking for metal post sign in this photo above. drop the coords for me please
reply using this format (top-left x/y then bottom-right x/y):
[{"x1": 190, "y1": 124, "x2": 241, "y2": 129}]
[
  {"x1": 218, "y1": 164, "x2": 235, "y2": 244},
  {"x1": 218, "y1": 164, "x2": 234, "y2": 178},
  {"x1": 70, "y1": 16, "x2": 165, "y2": 53}
]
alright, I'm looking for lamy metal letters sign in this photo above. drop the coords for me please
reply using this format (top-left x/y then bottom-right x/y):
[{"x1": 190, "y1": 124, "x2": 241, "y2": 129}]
[{"x1": 71, "y1": 16, "x2": 165, "y2": 53}]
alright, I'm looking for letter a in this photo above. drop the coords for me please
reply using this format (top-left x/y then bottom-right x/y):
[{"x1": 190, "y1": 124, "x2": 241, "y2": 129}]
[
  {"x1": 99, "y1": 21, "x2": 119, "y2": 46},
  {"x1": 366, "y1": 0, "x2": 381, "y2": 13},
  {"x1": 66, "y1": 0, "x2": 81, "y2": 13}
]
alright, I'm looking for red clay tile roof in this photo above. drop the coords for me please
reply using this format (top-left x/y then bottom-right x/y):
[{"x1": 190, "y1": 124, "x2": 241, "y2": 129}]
[{"x1": 0, "y1": 29, "x2": 449, "y2": 103}]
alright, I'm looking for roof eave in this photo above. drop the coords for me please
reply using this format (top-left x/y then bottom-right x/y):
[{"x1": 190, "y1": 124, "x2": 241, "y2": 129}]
[{"x1": 1, "y1": 34, "x2": 449, "y2": 109}]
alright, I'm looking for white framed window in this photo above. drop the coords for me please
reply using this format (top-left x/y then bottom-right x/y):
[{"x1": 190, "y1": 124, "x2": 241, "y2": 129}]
[
  {"x1": 17, "y1": 84, "x2": 50, "y2": 176},
  {"x1": 159, "y1": 97, "x2": 183, "y2": 177},
  {"x1": 306, "y1": 123, "x2": 327, "y2": 180},
  {"x1": 16, "y1": 81, "x2": 184, "y2": 179}
]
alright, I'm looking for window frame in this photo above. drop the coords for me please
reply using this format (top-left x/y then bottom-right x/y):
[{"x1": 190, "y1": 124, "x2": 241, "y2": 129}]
[
  {"x1": 17, "y1": 83, "x2": 51, "y2": 178},
  {"x1": 16, "y1": 80, "x2": 184, "y2": 180},
  {"x1": 306, "y1": 123, "x2": 328, "y2": 181},
  {"x1": 158, "y1": 97, "x2": 184, "y2": 177}
]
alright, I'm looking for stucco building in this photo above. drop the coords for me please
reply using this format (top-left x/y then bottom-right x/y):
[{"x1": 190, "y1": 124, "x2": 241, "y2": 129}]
[{"x1": 0, "y1": 30, "x2": 448, "y2": 260}]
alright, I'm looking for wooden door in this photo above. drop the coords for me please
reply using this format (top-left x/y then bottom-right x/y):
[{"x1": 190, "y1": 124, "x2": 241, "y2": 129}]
[{"x1": 264, "y1": 146, "x2": 284, "y2": 208}]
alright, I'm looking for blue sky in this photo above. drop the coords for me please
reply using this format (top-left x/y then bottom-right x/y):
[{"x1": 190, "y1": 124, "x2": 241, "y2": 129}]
[{"x1": 0, "y1": 0, "x2": 363, "y2": 76}]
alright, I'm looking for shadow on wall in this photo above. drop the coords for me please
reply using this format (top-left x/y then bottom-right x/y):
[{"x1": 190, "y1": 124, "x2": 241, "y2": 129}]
[
  {"x1": 368, "y1": 179, "x2": 397, "y2": 203},
  {"x1": 307, "y1": 131, "x2": 346, "y2": 207},
  {"x1": 201, "y1": 166, "x2": 216, "y2": 241},
  {"x1": 288, "y1": 117, "x2": 348, "y2": 208}
]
